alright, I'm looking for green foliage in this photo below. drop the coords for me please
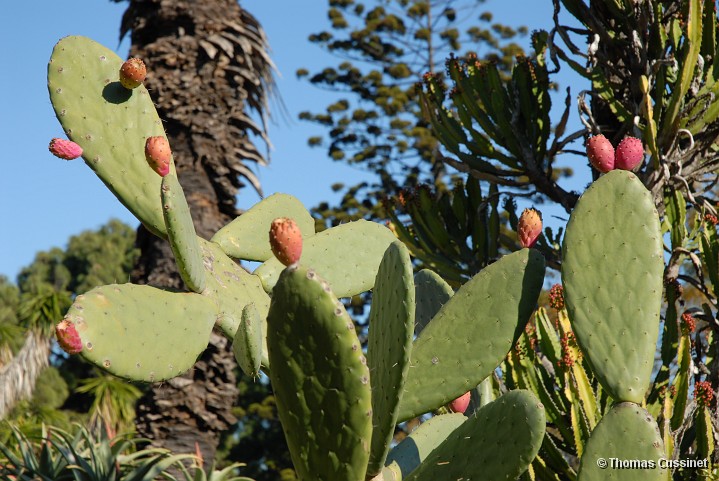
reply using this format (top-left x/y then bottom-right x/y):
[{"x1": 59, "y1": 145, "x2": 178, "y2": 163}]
[
  {"x1": 32, "y1": 367, "x2": 70, "y2": 411},
  {"x1": 302, "y1": 0, "x2": 528, "y2": 226},
  {"x1": 217, "y1": 377, "x2": 293, "y2": 481},
  {"x1": 74, "y1": 375, "x2": 142, "y2": 435},
  {"x1": 0, "y1": 423, "x2": 245, "y2": 481}
]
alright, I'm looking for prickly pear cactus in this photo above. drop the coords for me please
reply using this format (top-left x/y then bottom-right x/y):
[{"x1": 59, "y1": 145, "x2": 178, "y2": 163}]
[
  {"x1": 62, "y1": 284, "x2": 217, "y2": 381},
  {"x1": 577, "y1": 403, "x2": 667, "y2": 480},
  {"x1": 161, "y1": 174, "x2": 206, "y2": 293},
  {"x1": 397, "y1": 249, "x2": 545, "y2": 422},
  {"x1": 212, "y1": 193, "x2": 315, "y2": 262},
  {"x1": 232, "y1": 303, "x2": 263, "y2": 379},
  {"x1": 383, "y1": 413, "x2": 467, "y2": 479},
  {"x1": 48, "y1": 36, "x2": 172, "y2": 237},
  {"x1": 266, "y1": 265, "x2": 372, "y2": 481},
  {"x1": 255, "y1": 220, "x2": 397, "y2": 297},
  {"x1": 366, "y1": 241, "x2": 415, "y2": 477},
  {"x1": 413, "y1": 269, "x2": 453, "y2": 336},
  {"x1": 404, "y1": 390, "x2": 546, "y2": 481},
  {"x1": 562, "y1": 170, "x2": 663, "y2": 403}
]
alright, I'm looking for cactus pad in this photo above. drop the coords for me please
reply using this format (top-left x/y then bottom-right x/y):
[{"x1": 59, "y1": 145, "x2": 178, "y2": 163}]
[
  {"x1": 212, "y1": 193, "x2": 315, "y2": 261},
  {"x1": 267, "y1": 265, "x2": 372, "y2": 481},
  {"x1": 562, "y1": 170, "x2": 663, "y2": 403},
  {"x1": 255, "y1": 220, "x2": 397, "y2": 298},
  {"x1": 232, "y1": 303, "x2": 263, "y2": 379},
  {"x1": 397, "y1": 249, "x2": 545, "y2": 422},
  {"x1": 405, "y1": 390, "x2": 546, "y2": 481},
  {"x1": 63, "y1": 284, "x2": 216, "y2": 381},
  {"x1": 366, "y1": 241, "x2": 415, "y2": 476},
  {"x1": 48, "y1": 36, "x2": 171, "y2": 237},
  {"x1": 577, "y1": 403, "x2": 666, "y2": 480},
  {"x1": 161, "y1": 174, "x2": 206, "y2": 293},
  {"x1": 199, "y1": 240, "x2": 270, "y2": 365},
  {"x1": 384, "y1": 413, "x2": 466, "y2": 479},
  {"x1": 413, "y1": 269, "x2": 454, "y2": 335}
]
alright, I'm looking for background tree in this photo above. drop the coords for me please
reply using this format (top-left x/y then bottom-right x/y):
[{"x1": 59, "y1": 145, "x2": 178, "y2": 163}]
[
  {"x1": 299, "y1": 0, "x2": 529, "y2": 224},
  {"x1": 110, "y1": 0, "x2": 276, "y2": 467},
  {"x1": 0, "y1": 220, "x2": 139, "y2": 438}
]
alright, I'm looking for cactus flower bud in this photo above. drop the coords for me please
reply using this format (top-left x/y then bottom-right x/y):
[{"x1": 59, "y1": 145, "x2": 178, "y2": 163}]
[
  {"x1": 56, "y1": 319, "x2": 82, "y2": 354},
  {"x1": 614, "y1": 136, "x2": 644, "y2": 171},
  {"x1": 49, "y1": 138, "x2": 82, "y2": 160},
  {"x1": 586, "y1": 134, "x2": 614, "y2": 173},
  {"x1": 448, "y1": 391, "x2": 471, "y2": 414},
  {"x1": 145, "y1": 136, "x2": 171, "y2": 177},
  {"x1": 518, "y1": 208, "x2": 542, "y2": 248},
  {"x1": 270, "y1": 217, "x2": 303, "y2": 266},
  {"x1": 119, "y1": 58, "x2": 146, "y2": 89}
]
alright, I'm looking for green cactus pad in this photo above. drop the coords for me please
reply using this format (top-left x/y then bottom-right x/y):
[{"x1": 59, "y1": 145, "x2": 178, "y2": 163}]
[
  {"x1": 161, "y1": 174, "x2": 206, "y2": 293},
  {"x1": 562, "y1": 170, "x2": 663, "y2": 403},
  {"x1": 211, "y1": 193, "x2": 315, "y2": 261},
  {"x1": 254, "y1": 220, "x2": 397, "y2": 298},
  {"x1": 232, "y1": 303, "x2": 262, "y2": 379},
  {"x1": 64, "y1": 284, "x2": 216, "y2": 382},
  {"x1": 48, "y1": 36, "x2": 171, "y2": 237},
  {"x1": 366, "y1": 241, "x2": 415, "y2": 476},
  {"x1": 267, "y1": 265, "x2": 373, "y2": 481},
  {"x1": 397, "y1": 249, "x2": 545, "y2": 422},
  {"x1": 199, "y1": 240, "x2": 270, "y2": 365},
  {"x1": 406, "y1": 390, "x2": 546, "y2": 481},
  {"x1": 414, "y1": 269, "x2": 454, "y2": 335},
  {"x1": 384, "y1": 413, "x2": 466, "y2": 479},
  {"x1": 577, "y1": 403, "x2": 666, "y2": 480}
]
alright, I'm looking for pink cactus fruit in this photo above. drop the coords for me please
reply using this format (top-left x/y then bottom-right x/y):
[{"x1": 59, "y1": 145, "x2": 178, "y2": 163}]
[
  {"x1": 614, "y1": 136, "x2": 644, "y2": 170},
  {"x1": 56, "y1": 319, "x2": 82, "y2": 355},
  {"x1": 448, "y1": 391, "x2": 471, "y2": 414},
  {"x1": 144, "y1": 136, "x2": 172, "y2": 177},
  {"x1": 49, "y1": 138, "x2": 83, "y2": 160},
  {"x1": 586, "y1": 134, "x2": 615, "y2": 173},
  {"x1": 270, "y1": 217, "x2": 303, "y2": 266},
  {"x1": 518, "y1": 208, "x2": 542, "y2": 248},
  {"x1": 119, "y1": 58, "x2": 147, "y2": 89}
]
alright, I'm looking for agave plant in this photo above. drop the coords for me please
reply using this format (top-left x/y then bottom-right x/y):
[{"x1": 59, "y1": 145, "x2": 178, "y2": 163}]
[{"x1": 0, "y1": 423, "x2": 250, "y2": 481}]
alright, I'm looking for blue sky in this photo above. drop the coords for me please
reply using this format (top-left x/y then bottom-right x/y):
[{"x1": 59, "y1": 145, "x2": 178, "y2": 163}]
[{"x1": 0, "y1": 0, "x2": 588, "y2": 281}]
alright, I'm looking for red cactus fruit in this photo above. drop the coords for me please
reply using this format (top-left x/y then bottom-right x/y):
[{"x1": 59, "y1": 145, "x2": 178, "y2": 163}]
[
  {"x1": 518, "y1": 208, "x2": 542, "y2": 248},
  {"x1": 448, "y1": 391, "x2": 471, "y2": 414},
  {"x1": 586, "y1": 134, "x2": 614, "y2": 173},
  {"x1": 144, "y1": 136, "x2": 171, "y2": 177},
  {"x1": 119, "y1": 58, "x2": 146, "y2": 90},
  {"x1": 55, "y1": 319, "x2": 82, "y2": 355},
  {"x1": 614, "y1": 136, "x2": 644, "y2": 170},
  {"x1": 49, "y1": 138, "x2": 82, "y2": 160},
  {"x1": 270, "y1": 217, "x2": 303, "y2": 266}
]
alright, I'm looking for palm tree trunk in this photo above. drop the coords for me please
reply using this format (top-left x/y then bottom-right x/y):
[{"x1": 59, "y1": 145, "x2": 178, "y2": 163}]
[
  {"x1": 117, "y1": 0, "x2": 273, "y2": 466},
  {"x1": 0, "y1": 330, "x2": 50, "y2": 419}
]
